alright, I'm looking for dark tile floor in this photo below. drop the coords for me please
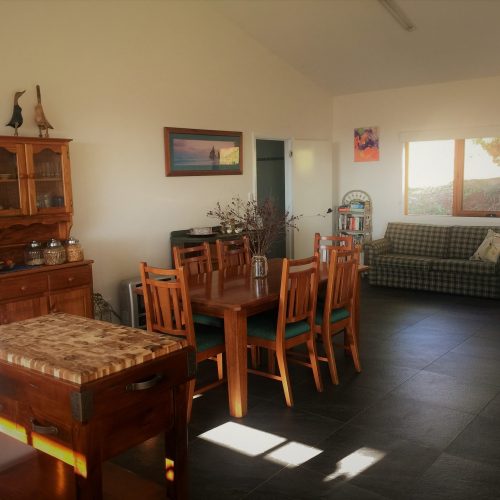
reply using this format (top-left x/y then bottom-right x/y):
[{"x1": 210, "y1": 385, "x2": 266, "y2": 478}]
[{"x1": 112, "y1": 282, "x2": 500, "y2": 499}]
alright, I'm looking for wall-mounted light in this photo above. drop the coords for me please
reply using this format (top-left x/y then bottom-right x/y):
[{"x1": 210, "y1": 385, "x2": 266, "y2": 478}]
[{"x1": 378, "y1": 0, "x2": 416, "y2": 32}]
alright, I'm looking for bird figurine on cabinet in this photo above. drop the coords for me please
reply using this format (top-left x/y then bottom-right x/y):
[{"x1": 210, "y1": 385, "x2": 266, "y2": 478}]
[
  {"x1": 34, "y1": 85, "x2": 53, "y2": 138},
  {"x1": 6, "y1": 90, "x2": 26, "y2": 136}
]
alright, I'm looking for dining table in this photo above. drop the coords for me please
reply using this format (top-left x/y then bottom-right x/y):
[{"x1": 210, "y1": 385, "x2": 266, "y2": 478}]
[{"x1": 188, "y1": 258, "x2": 367, "y2": 418}]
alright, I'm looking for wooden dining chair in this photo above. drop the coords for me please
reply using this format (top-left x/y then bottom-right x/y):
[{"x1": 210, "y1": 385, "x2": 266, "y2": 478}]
[
  {"x1": 216, "y1": 236, "x2": 251, "y2": 269},
  {"x1": 172, "y1": 243, "x2": 224, "y2": 329},
  {"x1": 173, "y1": 242, "x2": 212, "y2": 277},
  {"x1": 246, "y1": 255, "x2": 323, "y2": 407},
  {"x1": 315, "y1": 247, "x2": 361, "y2": 384},
  {"x1": 139, "y1": 262, "x2": 225, "y2": 421},
  {"x1": 313, "y1": 233, "x2": 354, "y2": 262}
]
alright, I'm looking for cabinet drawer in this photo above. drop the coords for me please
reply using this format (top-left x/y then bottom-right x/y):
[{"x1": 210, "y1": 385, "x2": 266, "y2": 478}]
[
  {"x1": 48, "y1": 266, "x2": 92, "y2": 291},
  {"x1": 0, "y1": 274, "x2": 48, "y2": 301}
]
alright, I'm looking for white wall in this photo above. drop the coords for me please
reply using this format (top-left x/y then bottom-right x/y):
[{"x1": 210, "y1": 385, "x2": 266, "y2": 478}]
[
  {"x1": 1, "y1": 1, "x2": 333, "y2": 306},
  {"x1": 333, "y1": 75, "x2": 500, "y2": 239}
]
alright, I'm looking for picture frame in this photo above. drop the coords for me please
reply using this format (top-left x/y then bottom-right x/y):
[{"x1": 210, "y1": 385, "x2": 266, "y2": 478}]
[
  {"x1": 354, "y1": 126, "x2": 380, "y2": 162},
  {"x1": 164, "y1": 127, "x2": 243, "y2": 176}
]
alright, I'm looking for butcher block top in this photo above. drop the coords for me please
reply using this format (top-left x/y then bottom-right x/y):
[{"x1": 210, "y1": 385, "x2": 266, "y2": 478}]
[{"x1": 0, "y1": 313, "x2": 186, "y2": 384}]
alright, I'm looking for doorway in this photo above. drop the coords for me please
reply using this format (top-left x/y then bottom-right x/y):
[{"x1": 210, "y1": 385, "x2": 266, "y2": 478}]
[{"x1": 256, "y1": 139, "x2": 288, "y2": 258}]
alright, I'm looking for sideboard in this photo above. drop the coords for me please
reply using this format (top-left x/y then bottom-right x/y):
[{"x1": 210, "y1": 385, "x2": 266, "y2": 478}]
[{"x1": 0, "y1": 260, "x2": 93, "y2": 324}]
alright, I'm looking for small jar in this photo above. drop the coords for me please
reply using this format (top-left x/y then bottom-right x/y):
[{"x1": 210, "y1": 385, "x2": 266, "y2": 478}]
[
  {"x1": 65, "y1": 236, "x2": 84, "y2": 262},
  {"x1": 43, "y1": 239, "x2": 66, "y2": 265},
  {"x1": 24, "y1": 240, "x2": 45, "y2": 266}
]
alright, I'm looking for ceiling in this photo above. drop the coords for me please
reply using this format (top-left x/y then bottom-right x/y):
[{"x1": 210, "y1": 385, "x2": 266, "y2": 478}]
[{"x1": 213, "y1": 0, "x2": 500, "y2": 96}]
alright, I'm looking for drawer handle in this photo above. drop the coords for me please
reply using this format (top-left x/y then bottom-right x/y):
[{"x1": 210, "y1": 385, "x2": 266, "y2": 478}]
[
  {"x1": 67, "y1": 276, "x2": 75, "y2": 282},
  {"x1": 126, "y1": 374, "x2": 163, "y2": 392},
  {"x1": 20, "y1": 285, "x2": 27, "y2": 291},
  {"x1": 31, "y1": 419, "x2": 59, "y2": 436}
]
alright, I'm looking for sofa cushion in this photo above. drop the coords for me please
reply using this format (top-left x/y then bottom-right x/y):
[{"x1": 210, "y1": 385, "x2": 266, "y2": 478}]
[
  {"x1": 375, "y1": 253, "x2": 434, "y2": 271},
  {"x1": 448, "y1": 226, "x2": 500, "y2": 259},
  {"x1": 431, "y1": 258, "x2": 498, "y2": 276},
  {"x1": 385, "y1": 223, "x2": 451, "y2": 258},
  {"x1": 470, "y1": 229, "x2": 500, "y2": 263}
]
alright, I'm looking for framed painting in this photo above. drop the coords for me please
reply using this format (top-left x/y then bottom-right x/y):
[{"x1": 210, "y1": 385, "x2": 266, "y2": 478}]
[
  {"x1": 354, "y1": 127, "x2": 380, "y2": 162},
  {"x1": 164, "y1": 127, "x2": 243, "y2": 176}
]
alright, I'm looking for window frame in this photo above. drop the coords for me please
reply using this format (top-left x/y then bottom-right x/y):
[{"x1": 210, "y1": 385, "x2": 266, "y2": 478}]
[{"x1": 404, "y1": 139, "x2": 500, "y2": 218}]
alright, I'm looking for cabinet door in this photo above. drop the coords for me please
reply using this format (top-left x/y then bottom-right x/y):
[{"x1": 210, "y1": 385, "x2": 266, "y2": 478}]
[
  {"x1": 50, "y1": 287, "x2": 93, "y2": 318},
  {"x1": 0, "y1": 296, "x2": 49, "y2": 324},
  {"x1": 0, "y1": 143, "x2": 29, "y2": 216},
  {"x1": 25, "y1": 143, "x2": 73, "y2": 215}
]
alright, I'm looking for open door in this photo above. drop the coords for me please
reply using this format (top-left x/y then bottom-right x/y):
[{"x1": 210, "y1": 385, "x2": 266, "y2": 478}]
[{"x1": 292, "y1": 139, "x2": 333, "y2": 258}]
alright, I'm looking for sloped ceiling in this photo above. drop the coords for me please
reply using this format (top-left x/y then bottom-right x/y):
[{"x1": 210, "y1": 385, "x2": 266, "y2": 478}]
[{"x1": 213, "y1": 0, "x2": 500, "y2": 96}]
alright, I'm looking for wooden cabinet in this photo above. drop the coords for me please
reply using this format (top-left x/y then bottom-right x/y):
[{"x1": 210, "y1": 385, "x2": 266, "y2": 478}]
[
  {"x1": 0, "y1": 136, "x2": 91, "y2": 325},
  {"x1": 0, "y1": 136, "x2": 72, "y2": 218},
  {"x1": 0, "y1": 136, "x2": 73, "y2": 266},
  {"x1": 0, "y1": 261, "x2": 93, "y2": 324}
]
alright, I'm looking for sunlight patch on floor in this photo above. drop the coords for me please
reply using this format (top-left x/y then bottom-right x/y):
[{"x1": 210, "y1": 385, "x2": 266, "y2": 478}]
[
  {"x1": 265, "y1": 441, "x2": 322, "y2": 467},
  {"x1": 323, "y1": 447, "x2": 386, "y2": 482},
  {"x1": 199, "y1": 422, "x2": 286, "y2": 457}
]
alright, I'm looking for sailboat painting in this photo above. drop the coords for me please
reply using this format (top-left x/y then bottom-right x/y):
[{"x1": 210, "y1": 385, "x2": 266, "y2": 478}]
[{"x1": 165, "y1": 127, "x2": 243, "y2": 176}]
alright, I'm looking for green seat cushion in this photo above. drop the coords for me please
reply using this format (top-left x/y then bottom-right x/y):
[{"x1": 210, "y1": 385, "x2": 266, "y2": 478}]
[
  {"x1": 193, "y1": 313, "x2": 224, "y2": 328},
  {"x1": 315, "y1": 304, "x2": 350, "y2": 325},
  {"x1": 247, "y1": 311, "x2": 311, "y2": 341},
  {"x1": 195, "y1": 324, "x2": 225, "y2": 352}
]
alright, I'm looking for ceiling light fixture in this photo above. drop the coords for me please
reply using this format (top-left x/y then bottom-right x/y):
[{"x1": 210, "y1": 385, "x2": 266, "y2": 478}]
[{"x1": 378, "y1": 0, "x2": 416, "y2": 32}]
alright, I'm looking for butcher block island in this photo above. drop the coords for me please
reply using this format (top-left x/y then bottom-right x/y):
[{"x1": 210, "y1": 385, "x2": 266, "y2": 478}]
[{"x1": 0, "y1": 313, "x2": 196, "y2": 499}]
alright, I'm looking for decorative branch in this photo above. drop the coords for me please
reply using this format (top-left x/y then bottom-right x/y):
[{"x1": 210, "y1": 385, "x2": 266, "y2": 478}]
[{"x1": 207, "y1": 197, "x2": 301, "y2": 256}]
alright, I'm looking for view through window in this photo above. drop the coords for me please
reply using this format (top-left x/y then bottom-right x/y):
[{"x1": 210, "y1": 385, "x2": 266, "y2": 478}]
[{"x1": 405, "y1": 137, "x2": 500, "y2": 217}]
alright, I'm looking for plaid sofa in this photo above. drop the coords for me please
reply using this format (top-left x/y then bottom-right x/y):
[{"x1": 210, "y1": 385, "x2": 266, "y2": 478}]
[{"x1": 364, "y1": 223, "x2": 500, "y2": 299}]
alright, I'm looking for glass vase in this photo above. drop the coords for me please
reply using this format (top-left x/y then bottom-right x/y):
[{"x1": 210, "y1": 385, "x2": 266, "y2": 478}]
[{"x1": 251, "y1": 255, "x2": 268, "y2": 278}]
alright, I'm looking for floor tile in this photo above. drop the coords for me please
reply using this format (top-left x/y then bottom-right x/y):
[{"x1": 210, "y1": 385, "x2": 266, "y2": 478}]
[
  {"x1": 302, "y1": 424, "x2": 439, "y2": 499},
  {"x1": 349, "y1": 394, "x2": 475, "y2": 450},
  {"x1": 410, "y1": 453, "x2": 500, "y2": 500},
  {"x1": 391, "y1": 370, "x2": 499, "y2": 414},
  {"x1": 451, "y1": 335, "x2": 500, "y2": 360},
  {"x1": 425, "y1": 351, "x2": 500, "y2": 387},
  {"x1": 479, "y1": 393, "x2": 500, "y2": 420},
  {"x1": 445, "y1": 415, "x2": 500, "y2": 468}
]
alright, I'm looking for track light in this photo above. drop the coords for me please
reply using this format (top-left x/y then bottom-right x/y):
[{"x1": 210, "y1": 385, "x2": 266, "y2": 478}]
[{"x1": 378, "y1": 0, "x2": 416, "y2": 32}]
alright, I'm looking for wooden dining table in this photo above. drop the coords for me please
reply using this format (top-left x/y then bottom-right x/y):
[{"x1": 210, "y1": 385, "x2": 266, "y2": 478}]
[{"x1": 188, "y1": 258, "x2": 367, "y2": 418}]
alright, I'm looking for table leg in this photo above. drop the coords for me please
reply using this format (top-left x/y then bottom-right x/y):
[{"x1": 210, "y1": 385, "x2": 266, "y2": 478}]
[
  {"x1": 223, "y1": 309, "x2": 248, "y2": 418},
  {"x1": 72, "y1": 426, "x2": 102, "y2": 500},
  {"x1": 164, "y1": 382, "x2": 189, "y2": 500}
]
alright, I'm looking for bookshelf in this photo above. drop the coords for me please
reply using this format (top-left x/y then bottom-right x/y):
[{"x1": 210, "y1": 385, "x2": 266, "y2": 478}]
[{"x1": 336, "y1": 190, "x2": 372, "y2": 246}]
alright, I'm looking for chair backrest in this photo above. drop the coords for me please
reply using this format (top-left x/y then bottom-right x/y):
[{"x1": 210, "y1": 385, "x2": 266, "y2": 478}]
[
  {"x1": 276, "y1": 255, "x2": 319, "y2": 344},
  {"x1": 173, "y1": 242, "x2": 212, "y2": 277},
  {"x1": 323, "y1": 248, "x2": 360, "y2": 321},
  {"x1": 216, "y1": 236, "x2": 251, "y2": 269},
  {"x1": 314, "y1": 233, "x2": 354, "y2": 262},
  {"x1": 139, "y1": 262, "x2": 196, "y2": 348}
]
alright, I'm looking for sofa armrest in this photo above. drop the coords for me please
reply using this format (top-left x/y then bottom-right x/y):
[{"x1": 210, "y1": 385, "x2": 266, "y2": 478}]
[{"x1": 364, "y1": 238, "x2": 391, "y2": 266}]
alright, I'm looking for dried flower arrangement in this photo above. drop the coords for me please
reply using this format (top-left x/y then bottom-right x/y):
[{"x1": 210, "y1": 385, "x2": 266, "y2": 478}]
[{"x1": 207, "y1": 197, "x2": 300, "y2": 256}]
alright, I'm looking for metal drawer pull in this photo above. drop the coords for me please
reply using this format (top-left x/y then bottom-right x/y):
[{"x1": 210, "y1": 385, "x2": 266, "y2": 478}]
[
  {"x1": 31, "y1": 419, "x2": 59, "y2": 435},
  {"x1": 126, "y1": 374, "x2": 164, "y2": 392}
]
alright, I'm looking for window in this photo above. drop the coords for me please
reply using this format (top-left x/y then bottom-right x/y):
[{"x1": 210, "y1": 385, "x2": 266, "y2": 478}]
[{"x1": 405, "y1": 137, "x2": 500, "y2": 217}]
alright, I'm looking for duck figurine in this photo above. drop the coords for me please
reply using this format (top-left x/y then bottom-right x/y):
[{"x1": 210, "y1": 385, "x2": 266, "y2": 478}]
[
  {"x1": 6, "y1": 90, "x2": 26, "y2": 136},
  {"x1": 34, "y1": 85, "x2": 53, "y2": 138}
]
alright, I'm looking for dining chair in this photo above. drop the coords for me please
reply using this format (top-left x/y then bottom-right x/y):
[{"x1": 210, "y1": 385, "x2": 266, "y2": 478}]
[
  {"x1": 313, "y1": 233, "x2": 354, "y2": 262},
  {"x1": 173, "y1": 242, "x2": 212, "y2": 277},
  {"x1": 216, "y1": 236, "x2": 251, "y2": 269},
  {"x1": 173, "y1": 242, "x2": 223, "y2": 328},
  {"x1": 139, "y1": 262, "x2": 225, "y2": 421},
  {"x1": 246, "y1": 255, "x2": 323, "y2": 407},
  {"x1": 315, "y1": 247, "x2": 361, "y2": 384}
]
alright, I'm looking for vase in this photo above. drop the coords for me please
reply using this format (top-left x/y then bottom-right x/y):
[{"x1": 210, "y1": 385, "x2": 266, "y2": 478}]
[{"x1": 251, "y1": 255, "x2": 268, "y2": 278}]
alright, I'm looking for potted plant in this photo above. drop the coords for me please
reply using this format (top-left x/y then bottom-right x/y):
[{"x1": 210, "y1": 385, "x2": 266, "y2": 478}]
[{"x1": 207, "y1": 196, "x2": 300, "y2": 277}]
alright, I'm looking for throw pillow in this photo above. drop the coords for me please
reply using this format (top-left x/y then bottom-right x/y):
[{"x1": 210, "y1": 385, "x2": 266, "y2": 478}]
[{"x1": 470, "y1": 230, "x2": 500, "y2": 263}]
